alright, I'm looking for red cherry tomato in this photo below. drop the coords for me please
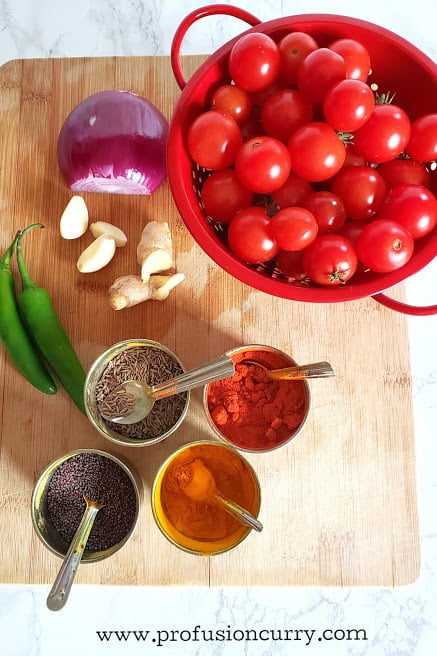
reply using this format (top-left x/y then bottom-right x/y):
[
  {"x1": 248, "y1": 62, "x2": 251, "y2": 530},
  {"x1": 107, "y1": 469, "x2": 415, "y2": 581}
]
[
  {"x1": 328, "y1": 38, "x2": 371, "y2": 81},
  {"x1": 302, "y1": 191, "x2": 347, "y2": 233},
  {"x1": 297, "y1": 48, "x2": 346, "y2": 104},
  {"x1": 277, "y1": 31, "x2": 319, "y2": 85},
  {"x1": 356, "y1": 219, "x2": 414, "y2": 272},
  {"x1": 200, "y1": 169, "x2": 253, "y2": 224},
  {"x1": 211, "y1": 84, "x2": 252, "y2": 125},
  {"x1": 270, "y1": 207, "x2": 318, "y2": 251},
  {"x1": 288, "y1": 122, "x2": 346, "y2": 182},
  {"x1": 235, "y1": 136, "x2": 291, "y2": 194},
  {"x1": 323, "y1": 79, "x2": 374, "y2": 132},
  {"x1": 337, "y1": 219, "x2": 369, "y2": 246},
  {"x1": 353, "y1": 104, "x2": 411, "y2": 163},
  {"x1": 343, "y1": 142, "x2": 367, "y2": 168},
  {"x1": 227, "y1": 206, "x2": 278, "y2": 264},
  {"x1": 276, "y1": 249, "x2": 307, "y2": 280},
  {"x1": 377, "y1": 158, "x2": 430, "y2": 190},
  {"x1": 228, "y1": 32, "x2": 281, "y2": 92},
  {"x1": 331, "y1": 165, "x2": 387, "y2": 219},
  {"x1": 405, "y1": 113, "x2": 437, "y2": 163},
  {"x1": 303, "y1": 234, "x2": 358, "y2": 285},
  {"x1": 270, "y1": 172, "x2": 313, "y2": 210},
  {"x1": 378, "y1": 184, "x2": 437, "y2": 239},
  {"x1": 187, "y1": 110, "x2": 242, "y2": 170},
  {"x1": 261, "y1": 88, "x2": 313, "y2": 143}
]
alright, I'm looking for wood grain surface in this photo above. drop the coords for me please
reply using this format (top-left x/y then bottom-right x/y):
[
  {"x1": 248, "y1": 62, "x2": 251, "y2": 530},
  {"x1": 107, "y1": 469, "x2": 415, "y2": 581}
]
[{"x1": 0, "y1": 55, "x2": 419, "y2": 586}]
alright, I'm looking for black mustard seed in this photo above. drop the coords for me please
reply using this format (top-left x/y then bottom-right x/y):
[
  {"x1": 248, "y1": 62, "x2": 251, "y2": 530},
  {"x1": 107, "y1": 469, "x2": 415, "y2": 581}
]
[{"x1": 46, "y1": 452, "x2": 137, "y2": 552}]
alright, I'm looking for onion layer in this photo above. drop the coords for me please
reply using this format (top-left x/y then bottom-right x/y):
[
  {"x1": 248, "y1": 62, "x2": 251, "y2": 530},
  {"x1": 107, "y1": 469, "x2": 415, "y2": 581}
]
[{"x1": 57, "y1": 90, "x2": 169, "y2": 195}]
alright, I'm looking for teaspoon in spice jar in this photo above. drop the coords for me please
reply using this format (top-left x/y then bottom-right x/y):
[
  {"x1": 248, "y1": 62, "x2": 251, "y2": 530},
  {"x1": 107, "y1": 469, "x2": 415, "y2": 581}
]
[
  {"x1": 240, "y1": 360, "x2": 335, "y2": 380},
  {"x1": 46, "y1": 495, "x2": 103, "y2": 611},
  {"x1": 100, "y1": 355, "x2": 235, "y2": 425},
  {"x1": 178, "y1": 458, "x2": 263, "y2": 532}
]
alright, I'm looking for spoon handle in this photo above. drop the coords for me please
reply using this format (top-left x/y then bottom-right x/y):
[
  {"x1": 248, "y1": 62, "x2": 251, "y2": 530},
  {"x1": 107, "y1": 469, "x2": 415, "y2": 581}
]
[
  {"x1": 267, "y1": 361, "x2": 335, "y2": 380},
  {"x1": 152, "y1": 355, "x2": 235, "y2": 400},
  {"x1": 215, "y1": 493, "x2": 263, "y2": 532},
  {"x1": 46, "y1": 499, "x2": 102, "y2": 611}
]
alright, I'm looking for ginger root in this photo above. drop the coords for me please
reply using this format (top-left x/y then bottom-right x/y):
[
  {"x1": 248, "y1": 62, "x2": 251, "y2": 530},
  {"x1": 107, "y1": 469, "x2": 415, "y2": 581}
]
[
  {"x1": 108, "y1": 273, "x2": 185, "y2": 310},
  {"x1": 137, "y1": 221, "x2": 173, "y2": 281}
]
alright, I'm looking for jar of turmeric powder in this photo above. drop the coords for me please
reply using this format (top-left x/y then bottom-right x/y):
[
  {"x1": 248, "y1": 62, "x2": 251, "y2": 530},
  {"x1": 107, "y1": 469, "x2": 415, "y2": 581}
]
[
  {"x1": 151, "y1": 441, "x2": 261, "y2": 555},
  {"x1": 203, "y1": 344, "x2": 310, "y2": 453}
]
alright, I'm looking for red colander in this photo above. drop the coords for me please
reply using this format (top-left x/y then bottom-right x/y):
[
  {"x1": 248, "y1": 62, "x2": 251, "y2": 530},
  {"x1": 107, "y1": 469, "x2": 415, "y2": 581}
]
[{"x1": 167, "y1": 4, "x2": 437, "y2": 315}]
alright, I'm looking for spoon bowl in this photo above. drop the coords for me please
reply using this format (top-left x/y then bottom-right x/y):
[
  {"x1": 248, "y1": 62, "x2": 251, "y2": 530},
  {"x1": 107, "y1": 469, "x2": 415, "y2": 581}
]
[
  {"x1": 46, "y1": 495, "x2": 103, "y2": 611},
  {"x1": 181, "y1": 458, "x2": 263, "y2": 532},
  {"x1": 99, "y1": 355, "x2": 235, "y2": 424}
]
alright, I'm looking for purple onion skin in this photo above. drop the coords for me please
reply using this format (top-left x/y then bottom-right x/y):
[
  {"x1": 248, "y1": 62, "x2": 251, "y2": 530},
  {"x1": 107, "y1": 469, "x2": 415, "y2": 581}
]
[{"x1": 57, "y1": 90, "x2": 169, "y2": 195}]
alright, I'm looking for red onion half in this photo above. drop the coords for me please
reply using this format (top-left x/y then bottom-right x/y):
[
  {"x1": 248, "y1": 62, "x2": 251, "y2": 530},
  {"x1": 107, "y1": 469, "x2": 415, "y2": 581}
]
[{"x1": 57, "y1": 90, "x2": 169, "y2": 195}]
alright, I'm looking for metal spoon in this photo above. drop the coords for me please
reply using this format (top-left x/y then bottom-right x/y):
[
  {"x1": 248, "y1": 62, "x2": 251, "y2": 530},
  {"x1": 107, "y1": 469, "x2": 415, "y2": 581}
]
[
  {"x1": 100, "y1": 355, "x2": 235, "y2": 425},
  {"x1": 241, "y1": 359, "x2": 334, "y2": 380},
  {"x1": 181, "y1": 458, "x2": 263, "y2": 532},
  {"x1": 47, "y1": 495, "x2": 103, "y2": 611}
]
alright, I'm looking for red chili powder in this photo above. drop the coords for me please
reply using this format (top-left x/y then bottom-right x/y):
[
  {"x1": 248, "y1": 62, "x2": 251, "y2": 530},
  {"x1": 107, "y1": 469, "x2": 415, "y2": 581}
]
[{"x1": 206, "y1": 349, "x2": 309, "y2": 451}]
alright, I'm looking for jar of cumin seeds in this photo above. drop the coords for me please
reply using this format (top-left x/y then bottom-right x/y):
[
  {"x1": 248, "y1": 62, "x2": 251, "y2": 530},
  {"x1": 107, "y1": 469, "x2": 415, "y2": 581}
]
[{"x1": 84, "y1": 339, "x2": 190, "y2": 447}]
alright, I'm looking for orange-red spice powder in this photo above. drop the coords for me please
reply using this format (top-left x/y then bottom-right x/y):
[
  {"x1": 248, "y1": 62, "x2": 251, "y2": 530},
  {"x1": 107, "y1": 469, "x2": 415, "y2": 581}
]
[{"x1": 207, "y1": 349, "x2": 308, "y2": 450}]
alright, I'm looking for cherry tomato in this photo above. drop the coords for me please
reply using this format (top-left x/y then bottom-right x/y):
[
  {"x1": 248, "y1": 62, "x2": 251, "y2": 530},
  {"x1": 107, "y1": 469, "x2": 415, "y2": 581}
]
[
  {"x1": 187, "y1": 110, "x2": 242, "y2": 170},
  {"x1": 297, "y1": 48, "x2": 346, "y2": 104},
  {"x1": 270, "y1": 207, "x2": 318, "y2": 251},
  {"x1": 270, "y1": 172, "x2": 313, "y2": 210},
  {"x1": 277, "y1": 31, "x2": 319, "y2": 85},
  {"x1": 261, "y1": 88, "x2": 313, "y2": 143},
  {"x1": 331, "y1": 165, "x2": 387, "y2": 219},
  {"x1": 287, "y1": 122, "x2": 346, "y2": 182},
  {"x1": 303, "y1": 234, "x2": 358, "y2": 285},
  {"x1": 227, "y1": 206, "x2": 278, "y2": 263},
  {"x1": 302, "y1": 191, "x2": 346, "y2": 233},
  {"x1": 343, "y1": 142, "x2": 367, "y2": 168},
  {"x1": 235, "y1": 136, "x2": 291, "y2": 194},
  {"x1": 228, "y1": 32, "x2": 281, "y2": 92},
  {"x1": 211, "y1": 84, "x2": 252, "y2": 125},
  {"x1": 337, "y1": 219, "x2": 369, "y2": 246},
  {"x1": 356, "y1": 219, "x2": 414, "y2": 272},
  {"x1": 328, "y1": 38, "x2": 371, "y2": 81},
  {"x1": 276, "y1": 249, "x2": 307, "y2": 280},
  {"x1": 378, "y1": 184, "x2": 437, "y2": 239},
  {"x1": 353, "y1": 104, "x2": 411, "y2": 163},
  {"x1": 405, "y1": 113, "x2": 437, "y2": 163},
  {"x1": 377, "y1": 158, "x2": 430, "y2": 190},
  {"x1": 323, "y1": 79, "x2": 374, "y2": 132},
  {"x1": 200, "y1": 169, "x2": 253, "y2": 224}
]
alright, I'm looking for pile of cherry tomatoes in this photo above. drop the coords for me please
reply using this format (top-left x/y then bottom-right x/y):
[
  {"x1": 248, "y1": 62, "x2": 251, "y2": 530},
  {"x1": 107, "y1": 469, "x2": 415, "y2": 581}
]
[{"x1": 186, "y1": 29, "x2": 437, "y2": 286}]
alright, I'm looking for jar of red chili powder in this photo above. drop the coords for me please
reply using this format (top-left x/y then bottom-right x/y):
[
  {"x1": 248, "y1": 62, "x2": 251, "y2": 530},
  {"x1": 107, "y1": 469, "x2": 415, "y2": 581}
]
[{"x1": 203, "y1": 344, "x2": 310, "y2": 453}]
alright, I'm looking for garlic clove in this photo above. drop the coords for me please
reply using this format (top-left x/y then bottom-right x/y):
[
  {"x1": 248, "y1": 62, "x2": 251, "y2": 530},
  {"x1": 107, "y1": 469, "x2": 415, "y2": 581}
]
[
  {"x1": 90, "y1": 221, "x2": 128, "y2": 247},
  {"x1": 77, "y1": 234, "x2": 116, "y2": 273},
  {"x1": 60, "y1": 196, "x2": 89, "y2": 239}
]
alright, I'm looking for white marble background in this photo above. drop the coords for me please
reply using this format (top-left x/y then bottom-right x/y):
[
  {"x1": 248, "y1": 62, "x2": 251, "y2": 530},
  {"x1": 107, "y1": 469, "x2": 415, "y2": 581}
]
[{"x1": 0, "y1": 0, "x2": 436, "y2": 654}]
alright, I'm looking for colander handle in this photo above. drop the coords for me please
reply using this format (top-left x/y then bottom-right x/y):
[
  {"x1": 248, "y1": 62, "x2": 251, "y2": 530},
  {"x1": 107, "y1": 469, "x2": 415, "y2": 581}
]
[
  {"x1": 372, "y1": 292, "x2": 437, "y2": 316},
  {"x1": 171, "y1": 4, "x2": 261, "y2": 89}
]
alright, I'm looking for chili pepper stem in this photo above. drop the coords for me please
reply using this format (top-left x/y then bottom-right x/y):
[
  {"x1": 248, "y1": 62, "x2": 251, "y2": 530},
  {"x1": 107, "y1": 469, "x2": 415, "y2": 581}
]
[{"x1": 16, "y1": 223, "x2": 45, "y2": 289}]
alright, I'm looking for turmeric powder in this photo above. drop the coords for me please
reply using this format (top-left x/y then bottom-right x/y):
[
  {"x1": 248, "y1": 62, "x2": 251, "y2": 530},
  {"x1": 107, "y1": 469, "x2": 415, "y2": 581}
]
[{"x1": 154, "y1": 442, "x2": 260, "y2": 553}]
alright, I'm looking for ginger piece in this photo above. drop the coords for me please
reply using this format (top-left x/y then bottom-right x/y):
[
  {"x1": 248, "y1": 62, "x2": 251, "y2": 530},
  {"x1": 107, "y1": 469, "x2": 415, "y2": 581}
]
[
  {"x1": 90, "y1": 221, "x2": 127, "y2": 247},
  {"x1": 137, "y1": 221, "x2": 173, "y2": 281},
  {"x1": 108, "y1": 272, "x2": 185, "y2": 310},
  {"x1": 60, "y1": 196, "x2": 89, "y2": 239}
]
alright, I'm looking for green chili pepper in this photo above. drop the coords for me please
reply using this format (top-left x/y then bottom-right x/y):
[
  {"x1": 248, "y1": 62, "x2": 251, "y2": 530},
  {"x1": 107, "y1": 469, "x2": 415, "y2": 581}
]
[
  {"x1": 16, "y1": 224, "x2": 86, "y2": 414},
  {"x1": 0, "y1": 231, "x2": 57, "y2": 395}
]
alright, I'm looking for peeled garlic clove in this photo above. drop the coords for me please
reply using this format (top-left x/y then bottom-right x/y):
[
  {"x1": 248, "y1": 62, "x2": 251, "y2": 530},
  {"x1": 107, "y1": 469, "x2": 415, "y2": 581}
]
[
  {"x1": 77, "y1": 234, "x2": 116, "y2": 272},
  {"x1": 60, "y1": 196, "x2": 89, "y2": 239},
  {"x1": 90, "y1": 221, "x2": 127, "y2": 247}
]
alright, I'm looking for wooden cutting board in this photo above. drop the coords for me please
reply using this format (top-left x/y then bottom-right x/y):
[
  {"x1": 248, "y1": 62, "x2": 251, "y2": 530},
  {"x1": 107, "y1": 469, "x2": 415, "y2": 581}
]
[{"x1": 0, "y1": 55, "x2": 419, "y2": 587}]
